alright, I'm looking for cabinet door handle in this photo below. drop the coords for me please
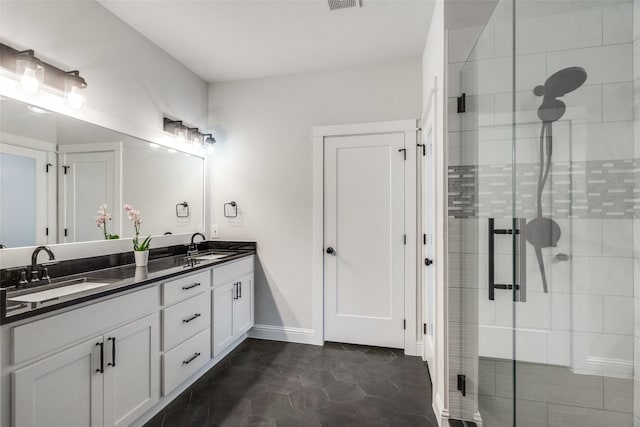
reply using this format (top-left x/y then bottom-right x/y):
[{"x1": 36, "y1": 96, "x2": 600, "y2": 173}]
[
  {"x1": 182, "y1": 282, "x2": 201, "y2": 291},
  {"x1": 183, "y1": 352, "x2": 201, "y2": 365},
  {"x1": 96, "y1": 342, "x2": 104, "y2": 373},
  {"x1": 183, "y1": 313, "x2": 202, "y2": 323},
  {"x1": 107, "y1": 337, "x2": 116, "y2": 367},
  {"x1": 239, "y1": 281, "x2": 242, "y2": 299},
  {"x1": 233, "y1": 282, "x2": 238, "y2": 300}
]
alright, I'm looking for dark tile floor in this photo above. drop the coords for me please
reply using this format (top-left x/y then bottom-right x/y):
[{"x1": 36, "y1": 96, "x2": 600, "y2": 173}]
[{"x1": 146, "y1": 339, "x2": 437, "y2": 427}]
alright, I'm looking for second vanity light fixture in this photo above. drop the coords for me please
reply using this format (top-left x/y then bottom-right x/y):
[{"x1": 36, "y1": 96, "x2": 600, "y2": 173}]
[
  {"x1": 0, "y1": 42, "x2": 87, "y2": 109},
  {"x1": 163, "y1": 117, "x2": 216, "y2": 154}
]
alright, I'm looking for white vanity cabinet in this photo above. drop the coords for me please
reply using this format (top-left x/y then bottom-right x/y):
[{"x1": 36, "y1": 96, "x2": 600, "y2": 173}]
[
  {"x1": 2, "y1": 254, "x2": 256, "y2": 427},
  {"x1": 212, "y1": 257, "x2": 254, "y2": 357},
  {"x1": 12, "y1": 312, "x2": 160, "y2": 427}
]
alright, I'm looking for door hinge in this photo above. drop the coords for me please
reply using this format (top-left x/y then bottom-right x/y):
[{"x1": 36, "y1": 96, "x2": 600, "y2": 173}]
[
  {"x1": 457, "y1": 93, "x2": 466, "y2": 113},
  {"x1": 403, "y1": 234, "x2": 407, "y2": 245},
  {"x1": 62, "y1": 165, "x2": 70, "y2": 175},
  {"x1": 416, "y1": 143, "x2": 426, "y2": 156},
  {"x1": 46, "y1": 163, "x2": 53, "y2": 173},
  {"x1": 403, "y1": 319, "x2": 406, "y2": 330},
  {"x1": 457, "y1": 374, "x2": 466, "y2": 396},
  {"x1": 398, "y1": 148, "x2": 406, "y2": 160},
  {"x1": 423, "y1": 323, "x2": 427, "y2": 335},
  {"x1": 64, "y1": 228, "x2": 68, "y2": 237}
]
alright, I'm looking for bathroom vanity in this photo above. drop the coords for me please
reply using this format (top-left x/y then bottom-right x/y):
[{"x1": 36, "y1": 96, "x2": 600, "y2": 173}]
[{"x1": 0, "y1": 241, "x2": 256, "y2": 427}]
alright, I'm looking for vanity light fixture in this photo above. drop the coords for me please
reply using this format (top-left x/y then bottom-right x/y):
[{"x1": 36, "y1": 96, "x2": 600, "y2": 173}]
[
  {"x1": 163, "y1": 116, "x2": 215, "y2": 154},
  {"x1": 163, "y1": 118, "x2": 189, "y2": 144},
  {"x1": 0, "y1": 43, "x2": 88, "y2": 109}
]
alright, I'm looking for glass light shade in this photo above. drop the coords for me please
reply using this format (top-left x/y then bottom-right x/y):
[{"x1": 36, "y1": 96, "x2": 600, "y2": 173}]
[
  {"x1": 64, "y1": 81, "x2": 86, "y2": 109},
  {"x1": 189, "y1": 130, "x2": 203, "y2": 146},
  {"x1": 207, "y1": 144, "x2": 214, "y2": 154},
  {"x1": 16, "y1": 57, "x2": 44, "y2": 95},
  {"x1": 174, "y1": 126, "x2": 188, "y2": 144}
]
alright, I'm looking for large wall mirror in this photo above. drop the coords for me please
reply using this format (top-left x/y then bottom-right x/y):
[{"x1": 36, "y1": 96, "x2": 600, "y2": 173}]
[{"x1": 0, "y1": 97, "x2": 205, "y2": 248}]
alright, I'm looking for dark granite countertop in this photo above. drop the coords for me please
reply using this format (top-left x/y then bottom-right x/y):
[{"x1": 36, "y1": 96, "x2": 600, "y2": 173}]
[{"x1": 0, "y1": 241, "x2": 256, "y2": 325}]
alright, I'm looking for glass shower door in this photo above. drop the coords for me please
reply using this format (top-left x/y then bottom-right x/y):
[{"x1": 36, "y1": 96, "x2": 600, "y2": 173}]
[{"x1": 454, "y1": 0, "x2": 637, "y2": 425}]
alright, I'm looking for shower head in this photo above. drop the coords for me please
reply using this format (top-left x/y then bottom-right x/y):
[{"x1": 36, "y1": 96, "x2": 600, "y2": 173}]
[
  {"x1": 535, "y1": 66, "x2": 587, "y2": 99},
  {"x1": 535, "y1": 66, "x2": 587, "y2": 123}
]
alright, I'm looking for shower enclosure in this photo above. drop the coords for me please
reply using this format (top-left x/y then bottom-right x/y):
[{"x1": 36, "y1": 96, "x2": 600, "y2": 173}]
[{"x1": 448, "y1": 0, "x2": 637, "y2": 425}]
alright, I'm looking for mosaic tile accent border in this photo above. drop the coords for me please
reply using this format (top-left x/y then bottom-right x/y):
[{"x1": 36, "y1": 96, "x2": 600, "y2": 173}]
[{"x1": 448, "y1": 159, "x2": 638, "y2": 219}]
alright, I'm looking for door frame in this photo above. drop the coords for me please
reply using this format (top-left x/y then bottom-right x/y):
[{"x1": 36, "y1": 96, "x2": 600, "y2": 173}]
[
  {"x1": 312, "y1": 120, "x2": 419, "y2": 354},
  {"x1": 420, "y1": 95, "x2": 437, "y2": 367}
]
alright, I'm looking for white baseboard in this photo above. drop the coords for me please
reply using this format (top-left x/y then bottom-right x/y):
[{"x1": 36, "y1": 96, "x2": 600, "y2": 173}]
[
  {"x1": 434, "y1": 392, "x2": 448, "y2": 427},
  {"x1": 248, "y1": 324, "x2": 318, "y2": 345}
]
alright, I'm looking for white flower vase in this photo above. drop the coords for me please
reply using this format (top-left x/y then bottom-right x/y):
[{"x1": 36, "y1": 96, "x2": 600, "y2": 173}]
[
  {"x1": 134, "y1": 250, "x2": 149, "y2": 267},
  {"x1": 134, "y1": 266, "x2": 149, "y2": 281}
]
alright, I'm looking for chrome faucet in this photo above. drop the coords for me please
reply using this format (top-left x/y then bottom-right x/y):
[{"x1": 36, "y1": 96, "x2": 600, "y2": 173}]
[
  {"x1": 189, "y1": 232, "x2": 206, "y2": 252},
  {"x1": 30, "y1": 246, "x2": 56, "y2": 283}
]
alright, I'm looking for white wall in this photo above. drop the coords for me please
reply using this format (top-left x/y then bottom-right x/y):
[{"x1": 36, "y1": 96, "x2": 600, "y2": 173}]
[
  {"x1": 208, "y1": 59, "x2": 422, "y2": 333},
  {"x1": 0, "y1": 0, "x2": 209, "y2": 267}
]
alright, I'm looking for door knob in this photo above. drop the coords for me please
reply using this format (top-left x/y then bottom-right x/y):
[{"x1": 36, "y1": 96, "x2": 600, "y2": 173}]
[
  {"x1": 326, "y1": 247, "x2": 335, "y2": 255},
  {"x1": 425, "y1": 258, "x2": 433, "y2": 266}
]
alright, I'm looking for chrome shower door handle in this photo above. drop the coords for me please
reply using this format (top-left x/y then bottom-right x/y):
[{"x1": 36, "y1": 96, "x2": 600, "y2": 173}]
[{"x1": 488, "y1": 218, "x2": 526, "y2": 302}]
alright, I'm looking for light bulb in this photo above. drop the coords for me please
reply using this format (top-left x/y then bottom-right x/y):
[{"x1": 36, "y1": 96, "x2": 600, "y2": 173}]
[
  {"x1": 65, "y1": 85, "x2": 85, "y2": 109},
  {"x1": 20, "y1": 68, "x2": 41, "y2": 94},
  {"x1": 16, "y1": 56, "x2": 44, "y2": 95},
  {"x1": 207, "y1": 144, "x2": 214, "y2": 154},
  {"x1": 64, "y1": 75, "x2": 87, "y2": 109}
]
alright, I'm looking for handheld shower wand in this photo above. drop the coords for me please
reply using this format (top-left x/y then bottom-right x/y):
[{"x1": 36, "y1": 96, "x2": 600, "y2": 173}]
[{"x1": 528, "y1": 67, "x2": 587, "y2": 293}]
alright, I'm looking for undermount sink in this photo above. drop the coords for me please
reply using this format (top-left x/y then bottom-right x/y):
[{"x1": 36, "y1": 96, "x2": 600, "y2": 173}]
[
  {"x1": 194, "y1": 254, "x2": 229, "y2": 261},
  {"x1": 7, "y1": 277, "x2": 117, "y2": 306}
]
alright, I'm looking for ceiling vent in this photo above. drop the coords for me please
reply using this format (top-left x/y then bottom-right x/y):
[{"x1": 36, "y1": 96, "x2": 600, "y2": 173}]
[{"x1": 328, "y1": 0, "x2": 360, "y2": 11}]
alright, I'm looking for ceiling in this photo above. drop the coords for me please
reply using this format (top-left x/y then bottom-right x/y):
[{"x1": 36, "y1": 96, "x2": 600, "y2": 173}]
[{"x1": 99, "y1": 0, "x2": 434, "y2": 83}]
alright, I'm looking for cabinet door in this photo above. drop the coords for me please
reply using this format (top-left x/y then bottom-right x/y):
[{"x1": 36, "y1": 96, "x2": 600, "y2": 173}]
[
  {"x1": 212, "y1": 282, "x2": 235, "y2": 357},
  {"x1": 13, "y1": 337, "x2": 104, "y2": 427},
  {"x1": 103, "y1": 313, "x2": 160, "y2": 427},
  {"x1": 233, "y1": 273, "x2": 254, "y2": 336}
]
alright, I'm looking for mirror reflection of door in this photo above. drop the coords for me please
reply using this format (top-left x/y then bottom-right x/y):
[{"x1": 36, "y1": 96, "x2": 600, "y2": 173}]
[
  {"x1": 58, "y1": 144, "x2": 121, "y2": 243},
  {"x1": 0, "y1": 141, "x2": 55, "y2": 248}
]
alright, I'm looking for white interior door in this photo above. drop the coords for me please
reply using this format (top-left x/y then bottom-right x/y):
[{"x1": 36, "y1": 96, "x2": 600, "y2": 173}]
[
  {"x1": 0, "y1": 143, "x2": 52, "y2": 247},
  {"x1": 59, "y1": 150, "x2": 118, "y2": 243},
  {"x1": 324, "y1": 132, "x2": 405, "y2": 349}
]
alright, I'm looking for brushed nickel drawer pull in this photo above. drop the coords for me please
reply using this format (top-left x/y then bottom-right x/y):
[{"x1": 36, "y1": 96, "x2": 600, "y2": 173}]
[
  {"x1": 183, "y1": 313, "x2": 201, "y2": 323},
  {"x1": 183, "y1": 352, "x2": 201, "y2": 365}
]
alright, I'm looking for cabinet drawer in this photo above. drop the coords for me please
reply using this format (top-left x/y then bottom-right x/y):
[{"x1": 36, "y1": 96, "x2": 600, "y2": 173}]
[
  {"x1": 213, "y1": 256, "x2": 254, "y2": 288},
  {"x1": 163, "y1": 270, "x2": 210, "y2": 306},
  {"x1": 162, "y1": 328, "x2": 210, "y2": 395},
  {"x1": 163, "y1": 291, "x2": 210, "y2": 351}
]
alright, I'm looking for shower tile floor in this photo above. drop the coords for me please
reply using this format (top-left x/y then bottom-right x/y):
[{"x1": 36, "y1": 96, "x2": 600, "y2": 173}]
[{"x1": 145, "y1": 339, "x2": 437, "y2": 427}]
